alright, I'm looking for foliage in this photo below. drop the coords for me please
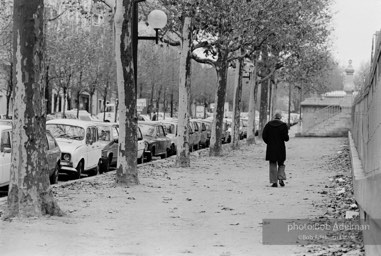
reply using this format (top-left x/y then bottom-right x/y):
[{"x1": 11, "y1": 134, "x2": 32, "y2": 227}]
[
  {"x1": 45, "y1": 2, "x2": 116, "y2": 114},
  {"x1": 353, "y1": 61, "x2": 370, "y2": 91},
  {"x1": 0, "y1": 0, "x2": 13, "y2": 118}
]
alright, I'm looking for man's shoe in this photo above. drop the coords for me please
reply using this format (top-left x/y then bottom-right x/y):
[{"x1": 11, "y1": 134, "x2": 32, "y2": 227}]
[
  {"x1": 271, "y1": 183, "x2": 278, "y2": 187},
  {"x1": 279, "y1": 180, "x2": 285, "y2": 187}
]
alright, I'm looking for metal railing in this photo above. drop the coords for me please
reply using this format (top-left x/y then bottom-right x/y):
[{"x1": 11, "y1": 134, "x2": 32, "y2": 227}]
[{"x1": 303, "y1": 104, "x2": 342, "y2": 132}]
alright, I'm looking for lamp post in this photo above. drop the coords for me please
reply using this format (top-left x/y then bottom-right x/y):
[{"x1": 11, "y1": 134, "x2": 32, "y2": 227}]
[{"x1": 132, "y1": 1, "x2": 167, "y2": 96}]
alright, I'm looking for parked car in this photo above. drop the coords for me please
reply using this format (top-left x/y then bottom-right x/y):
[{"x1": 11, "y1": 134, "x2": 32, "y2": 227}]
[
  {"x1": 98, "y1": 122, "x2": 119, "y2": 172},
  {"x1": 65, "y1": 109, "x2": 101, "y2": 122},
  {"x1": 138, "y1": 121, "x2": 171, "y2": 161},
  {"x1": 202, "y1": 118, "x2": 230, "y2": 144},
  {"x1": 240, "y1": 118, "x2": 259, "y2": 137},
  {"x1": 46, "y1": 130, "x2": 62, "y2": 184},
  {"x1": 241, "y1": 118, "x2": 248, "y2": 139},
  {"x1": 97, "y1": 103, "x2": 117, "y2": 122},
  {"x1": 201, "y1": 119, "x2": 212, "y2": 146},
  {"x1": 224, "y1": 118, "x2": 246, "y2": 140},
  {"x1": 0, "y1": 125, "x2": 61, "y2": 187},
  {"x1": 98, "y1": 123, "x2": 146, "y2": 172},
  {"x1": 138, "y1": 115, "x2": 151, "y2": 121},
  {"x1": 192, "y1": 119, "x2": 208, "y2": 148},
  {"x1": 161, "y1": 120, "x2": 198, "y2": 153},
  {"x1": 46, "y1": 119, "x2": 104, "y2": 179},
  {"x1": 0, "y1": 125, "x2": 12, "y2": 188},
  {"x1": 223, "y1": 119, "x2": 232, "y2": 143},
  {"x1": 161, "y1": 121, "x2": 178, "y2": 156},
  {"x1": 189, "y1": 120, "x2": 201, "y2": 150}
]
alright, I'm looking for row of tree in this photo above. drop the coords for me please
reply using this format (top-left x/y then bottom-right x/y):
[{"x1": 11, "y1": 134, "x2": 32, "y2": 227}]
[{"x1": 3, "y1": 0, "x2": 343, "y2": 218}]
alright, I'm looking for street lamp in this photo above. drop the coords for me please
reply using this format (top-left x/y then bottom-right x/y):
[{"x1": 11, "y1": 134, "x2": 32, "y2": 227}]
[{"x1": 132, "y1": 1, "x2": 167, "y2": 97}]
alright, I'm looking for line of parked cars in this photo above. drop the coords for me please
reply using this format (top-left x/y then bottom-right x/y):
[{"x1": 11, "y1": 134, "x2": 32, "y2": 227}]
[
  {"x1": 0, "y1": 123, "x2": 61, "y2": 187},
  {"x1": 0, "y1": 115, "x2": 251, "y2": 188}
]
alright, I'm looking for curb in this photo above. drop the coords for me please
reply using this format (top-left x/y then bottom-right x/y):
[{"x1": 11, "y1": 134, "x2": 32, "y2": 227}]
[{"x1": 0, "y1": 140, "x2": 247, "y2": 207}]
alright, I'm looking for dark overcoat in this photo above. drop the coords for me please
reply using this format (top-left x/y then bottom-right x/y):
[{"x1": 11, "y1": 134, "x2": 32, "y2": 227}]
[{"x1": 262, "y1": 119, "x2": 289, "y2": 162}]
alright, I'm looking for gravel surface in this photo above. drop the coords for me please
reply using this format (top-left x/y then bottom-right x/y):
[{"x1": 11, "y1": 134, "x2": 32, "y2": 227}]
[{"x1": 0, "y1": 135, "x2": 364, "y2": 256}]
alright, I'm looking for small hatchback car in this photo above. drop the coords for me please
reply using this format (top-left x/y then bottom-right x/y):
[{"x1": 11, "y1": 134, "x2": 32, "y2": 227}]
[
  {"x1": 98, "y1": 123, "x2": 146, "y2": 172},
  {"x1": 46, "y1": 119, "x2": 104, "y2": 179}
]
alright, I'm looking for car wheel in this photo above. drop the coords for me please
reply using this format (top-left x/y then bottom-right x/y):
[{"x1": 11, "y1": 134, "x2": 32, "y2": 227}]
[
  {"x1": 75, "y1": 160, "x2": 83, "y2": 179},
  {"x1": 50, "y1": 163, "x2": 59, "y2": 185},
  {"x1": 92, "y1": 161, "x2": 100, "y2": 176},
  {"x1": 161, "y1": 151, "x2": 168, "y2": 159},
  {"x1": 138, "y1": 150, "x2": 144, "y2": 164},
  {"x1": 100, "y1": 158, "x2": 110, "y2": 174},
  {"x1": 171, "y1": 144, "x2": 176, "y2": 155},
  {"x1": 146, "y1": 151, "x2": 152, "y2": 162}
]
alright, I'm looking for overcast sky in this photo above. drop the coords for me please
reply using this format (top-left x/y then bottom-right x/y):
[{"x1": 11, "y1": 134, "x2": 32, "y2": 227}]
[{"x1": 331, "y1": 0, "x2": 381, "y2": 70}]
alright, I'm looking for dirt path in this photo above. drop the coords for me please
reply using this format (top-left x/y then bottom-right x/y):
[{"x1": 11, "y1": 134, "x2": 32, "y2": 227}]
[{"x1": 0, "y1": 136, "x2": 347, "y2": 256}]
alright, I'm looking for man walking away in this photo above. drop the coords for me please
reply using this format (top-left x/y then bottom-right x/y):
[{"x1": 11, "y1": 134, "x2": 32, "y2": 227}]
[{"x1": 262, "y1": 112, "x2": 289, "y2": 187}]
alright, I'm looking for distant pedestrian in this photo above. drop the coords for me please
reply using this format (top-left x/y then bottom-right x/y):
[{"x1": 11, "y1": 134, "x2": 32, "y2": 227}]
[{"x1": 262, "y1": 112, "x2": 289, "y2": 187}]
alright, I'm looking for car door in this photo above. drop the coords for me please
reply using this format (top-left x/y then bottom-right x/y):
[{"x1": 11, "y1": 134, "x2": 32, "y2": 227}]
[
  {"x1": 160, "y1": 125, "x2": 170, "y2": 152},
  {"x1": 111, "y1": 126, "x2": 119, "y2": 164},
  {"x1": 85, "y1": 127, "x2": 94, "y2": 169},
  {"x1": 88, "y1": 126, "x2": 100, "y2": 168},
  {"x1": 187, "y1": 124, "x2": 194, "y2": 148},
  {"x1": 199, "y1": 122, "x2": 206, "y2": 144},
  {"x1": 0, "y1": 129, "x2": 12, "y2": 187},
  {"x1": 137, "y1": 127, "x2": 144, "y2": 159},
  {"x1": 156, "y1": 125, "x2": 165, "y2": 154},
  {"x1": 193, "y1": 122, "x2": 200, "y2": 145},
  {"x1": 46, "y1": 131, "x2": 60, "y2": 174}
]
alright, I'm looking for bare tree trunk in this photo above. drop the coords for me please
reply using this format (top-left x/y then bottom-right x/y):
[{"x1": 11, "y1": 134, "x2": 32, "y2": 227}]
[
  {"x1": 231, "y1": 54, "x2": 244, "y2": 149},
  {"x1": 63, "y1": 87, "x2": 67, "y2": 118},
  {"x1": 204, "y1": 99, "x2": 207, "y2": 119},
  {"x1": 114, "y1": 99, "x2": 119, "y2": 123},
  {"x1": 7, "y1": 0, "x2": 62, "y2": 218},
  {"x1": 53, "y1": 90, "x2": 58, "y2": 113},
  {"x1": 103, "y1": 81, "x2": 108, "y2": 122},
  {"x1": 45, "y1": 64, "x2": 51, "y2": 114},
  {"x1": 209, "y1": 52, "x2": 228, "y2": 157},
  {"x1": 258, "y1": 79, "x2": 269, "y2": 139},
  {"x1": 268, "y1": 78, "x2": 272, "y2": 118},
  {"x1": 76, "y1": 90, "x2": 80, "y2": 118},
  {"x1": 6, "y1": 62, "x2": 13, "y2": 119},
  {"x1": 288, "y1": 83, "x2": 292, "y2": 126},
  {"x1": 114, "y1": 0, "x2": 138, "y2": 185},
  {"x1": 176, "y1": 16, "x2": 192, "y2": 167},
  {"x1": 271, "y1": 77, "x2": 278, "y2": 118},
  {"x1": 149, "y1": 82, "x2": 155, "y2": 118},
  {"x1": 77, "y1": 71, "x2": 83, "y2": 118},
  {"x1": 170, "y1": 92, "x2": 174, "y2": 117},
  {"x1": 247, "y1": 61, "x2": 258, "y2": 145},
  {"x1": 156, "y1": 85, "x2": 162, "y2": 118},
  {"x1": 163, "y1": 87, "x2": 167, "y2": 120},
  {"x1": 89, "y1": 92, "x2": 94, "y2": 115}
]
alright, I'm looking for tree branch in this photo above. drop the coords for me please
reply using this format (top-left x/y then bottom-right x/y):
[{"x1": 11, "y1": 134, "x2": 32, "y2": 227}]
[
  {"x1": 191, "y1": 52, "x2": 216, "y2": 67},
  {"x1": 191, "y1": 41, "x2": 210, "y2": 52},
  {"x1": 92, "y1": 0, "x2": 114, "y2": 9},
  {"x1": 48, "y1": 9, "x2": 68, "y2": 22}
]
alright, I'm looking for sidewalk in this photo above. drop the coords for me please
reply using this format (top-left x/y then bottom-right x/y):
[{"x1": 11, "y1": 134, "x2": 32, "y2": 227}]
[{"x1": 0, "y1": 136, "x2": 348, "y2": 256}]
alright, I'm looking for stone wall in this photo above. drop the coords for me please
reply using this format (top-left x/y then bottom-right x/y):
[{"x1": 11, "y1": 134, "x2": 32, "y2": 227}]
[
  {"x1": 298, "y1": 96, "x2": 353, "y2": 137},
  {"x1": 351, "y1": 35, "x2": 381, "y2": 256}
]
